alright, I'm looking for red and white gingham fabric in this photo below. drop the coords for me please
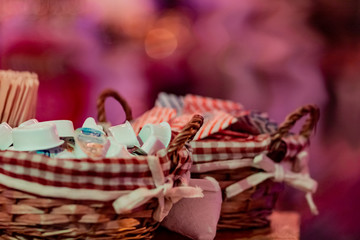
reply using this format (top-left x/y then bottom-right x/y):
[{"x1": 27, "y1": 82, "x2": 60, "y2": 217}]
[
  {"x1": 135, "y1": 93, "x2": 309, "y2": 175},
  {"x1": 190, "y1": 134, "x2": 271, "y2": 163},
  {"x1": 152, "y1": 93, "x2": 317, "y2": 214},
  {"x1": 0, "y1": 147, "x2": 192, "y2": 194},
  {"x1": 136, "y1": 94, "x2": 247, "y2": 141},
  {"x1": 0, "y1": 150, "x2": 169, "y2": 191},
  {"x1": 0, "y1": 145, "x2": 200, "y2": 221},
  {"x1": 282, "y1": 134, "x2": 309, "y2": 159},
  {"x1": 190, "y1": 134, "x2": 310, "y2": 174}
]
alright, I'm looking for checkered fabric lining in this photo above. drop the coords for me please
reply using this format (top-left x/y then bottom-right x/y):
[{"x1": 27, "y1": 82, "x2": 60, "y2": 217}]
[
  {"x1": 190, "y1": 134, "x2": 271, "y2": 163},
  {"x1": 190, "y1": 133, "x2": 309, "y2": 166},
  {"x1": 282, "y1": 134, "x2": 309, "y2": 159},
  {"x1": 0, "y1": 149, "x2": 191, "y2": 191}
]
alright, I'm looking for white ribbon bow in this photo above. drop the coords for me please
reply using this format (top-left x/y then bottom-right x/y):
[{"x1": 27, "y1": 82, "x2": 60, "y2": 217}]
[
  {"x1": 112, "y1": 156, "x2": 203, "y2": 221},
  {"x1": 225, "y1": 151, "x2": 319, "y2": 215},
  {"x1": 112, "y1": 179, "x2": 203, "y2": 221}
]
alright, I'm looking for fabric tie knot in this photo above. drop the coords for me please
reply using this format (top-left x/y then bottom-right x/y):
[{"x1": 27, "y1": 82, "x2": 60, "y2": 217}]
[
  {"x1": 112, "y1": 156, "x2": 203, "y2": 221},
  {"x1": 225, "y1": 151, "x2": 319, "y2": 215}
]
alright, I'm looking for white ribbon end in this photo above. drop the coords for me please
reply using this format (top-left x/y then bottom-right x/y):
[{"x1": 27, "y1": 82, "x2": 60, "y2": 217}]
[
  {"x1": 306, "y1": 192, "x2": 319, "y2": 215},
  {"x1": 112, "y1": 187, "x2": 161, "y2": 215},
  {"x1": 254, "y1": 153, "x2": 265, "y2": 164},
  {"x1": 170, "y1": 186, "x2": 204, "y2": 200},
  {"x1": 225, "y1": 186, "x2": 237, "y2": 199},
  {"x1": 112, "y1": 197, "x2": 131, "y2": 214}
]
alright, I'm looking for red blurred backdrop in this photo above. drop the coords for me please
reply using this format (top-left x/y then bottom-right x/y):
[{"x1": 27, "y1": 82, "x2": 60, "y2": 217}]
[{"x1": 1, "y1": 0, "x2": 359, "y2": 239}]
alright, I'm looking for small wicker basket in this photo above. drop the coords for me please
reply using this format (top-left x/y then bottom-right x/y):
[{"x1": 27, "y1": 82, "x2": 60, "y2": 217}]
[
  {"x1": 0, "y1": 89, "x2": 204, "y2": 240},
  {"x1": 192, "y1": 104, "x2": 320, "y2": 231}
]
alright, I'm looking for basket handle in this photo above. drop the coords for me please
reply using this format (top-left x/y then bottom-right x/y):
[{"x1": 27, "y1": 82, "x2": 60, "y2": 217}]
[
  {"x1": 97, "y1": 89, "x2": 133, "y2": 123},
  {"x1": 268, "y1": 104, "x2": 320, "y2": 161},
  {"x1": 167, "y1": 114, "x2": 204, "y2": 166},
  {"x1": 272, "y1": 104, "x2": 320, "y2": 142}
]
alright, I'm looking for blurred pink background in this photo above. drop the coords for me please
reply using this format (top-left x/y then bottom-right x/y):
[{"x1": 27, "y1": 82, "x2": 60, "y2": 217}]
[{"x1": 1, "y1": 0, "x2": 359, "y2": 239}]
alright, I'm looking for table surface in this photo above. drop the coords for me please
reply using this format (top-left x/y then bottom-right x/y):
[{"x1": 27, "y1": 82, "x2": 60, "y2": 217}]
[{"x1": 153, "y1": 211, "x2": 300, "y2": 240}]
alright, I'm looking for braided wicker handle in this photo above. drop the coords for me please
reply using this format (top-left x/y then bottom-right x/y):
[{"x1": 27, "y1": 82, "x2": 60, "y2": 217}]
[
  {"x1": 269, "y1": 104, "x2": 320, "y2": 161},
  {"x1": 167, "y1": 114, "x2": 204, "y2": 166},
  {"x1": 272, "y1": 104, "x2": 320, "y2": 141},
  {"x1": 97, "y1": 89, "x2": 133, "y2": 123}
]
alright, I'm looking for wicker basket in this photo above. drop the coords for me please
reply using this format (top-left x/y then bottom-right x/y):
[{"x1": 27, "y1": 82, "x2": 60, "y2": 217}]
[
  {"x1": 191, "y1": 104, "x2": 320, "y2": 230},
  {"x1": 0, "y1": 89, "x2": 204, "y2": 240}
]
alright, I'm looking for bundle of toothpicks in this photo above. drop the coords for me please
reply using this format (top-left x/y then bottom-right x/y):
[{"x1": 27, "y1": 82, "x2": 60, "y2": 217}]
[{"x1": 0, "y1": 70, "x2": 39, "y2": 127}]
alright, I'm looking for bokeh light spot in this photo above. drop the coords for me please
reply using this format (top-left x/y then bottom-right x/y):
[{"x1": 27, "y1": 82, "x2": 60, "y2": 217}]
[{"x1": 145, "y1": 28, "x2": 178, "y2": 59}]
